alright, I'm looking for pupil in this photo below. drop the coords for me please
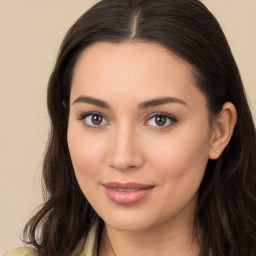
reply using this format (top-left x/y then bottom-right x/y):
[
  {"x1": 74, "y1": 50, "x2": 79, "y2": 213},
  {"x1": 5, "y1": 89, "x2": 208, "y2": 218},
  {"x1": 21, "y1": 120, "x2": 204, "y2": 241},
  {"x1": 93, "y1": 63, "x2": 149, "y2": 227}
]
[
  {"x1": 92, "y1": 115, "x2": 102, "y2": 125},
  {"x1": 156, "y1": 116, "x2": 166, "y2": 126}
]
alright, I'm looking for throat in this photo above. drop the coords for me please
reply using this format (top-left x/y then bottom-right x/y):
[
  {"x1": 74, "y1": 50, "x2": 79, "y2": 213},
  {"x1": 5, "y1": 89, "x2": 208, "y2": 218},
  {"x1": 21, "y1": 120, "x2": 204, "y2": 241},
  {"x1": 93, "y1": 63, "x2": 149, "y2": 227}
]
[{"x1": 97, "y1": 224, "x2": 200, "y2": 256}]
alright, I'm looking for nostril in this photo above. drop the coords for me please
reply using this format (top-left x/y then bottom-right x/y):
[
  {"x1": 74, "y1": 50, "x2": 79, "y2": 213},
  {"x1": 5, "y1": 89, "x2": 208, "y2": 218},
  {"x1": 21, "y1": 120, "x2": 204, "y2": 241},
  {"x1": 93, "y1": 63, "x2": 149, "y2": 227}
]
[{"x1": 107, "y1": 130, "x2": 144, "y2": 170}]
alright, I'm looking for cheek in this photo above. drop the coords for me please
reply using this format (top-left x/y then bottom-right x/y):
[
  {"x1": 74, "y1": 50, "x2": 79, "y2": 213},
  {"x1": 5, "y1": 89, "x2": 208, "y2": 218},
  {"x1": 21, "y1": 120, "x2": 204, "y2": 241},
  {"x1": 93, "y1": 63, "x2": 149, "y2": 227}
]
[
  {"x1": 144, "y1": 124, "x2": 211, "y2": 220},
  {"x1": 67, "y1": 128, "x2": 109, "y2": 209},
  {"x1": 67, "y1": 124, "x2": 107, "y2": 185},
  {"x1": 147, "y1": 122, "x2": 211, "y2": 185}
]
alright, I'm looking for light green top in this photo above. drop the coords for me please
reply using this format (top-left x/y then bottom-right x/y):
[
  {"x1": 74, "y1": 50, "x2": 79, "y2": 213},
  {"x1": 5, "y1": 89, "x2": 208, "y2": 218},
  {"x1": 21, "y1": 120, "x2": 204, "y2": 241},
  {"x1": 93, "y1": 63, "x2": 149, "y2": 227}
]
[
  {"x1": 3, "y1": 226, "x2": 97, "y2": 256},
  {"x1": 3, "y1": 248, "x2": 35, "y2": 256}
]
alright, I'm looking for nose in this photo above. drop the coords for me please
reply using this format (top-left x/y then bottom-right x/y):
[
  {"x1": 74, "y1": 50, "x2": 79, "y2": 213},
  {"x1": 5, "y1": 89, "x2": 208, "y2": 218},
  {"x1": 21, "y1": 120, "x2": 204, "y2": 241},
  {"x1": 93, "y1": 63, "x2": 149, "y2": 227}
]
[{"x1": 108, "y1": 124, "x2": 144, "y2": 171}]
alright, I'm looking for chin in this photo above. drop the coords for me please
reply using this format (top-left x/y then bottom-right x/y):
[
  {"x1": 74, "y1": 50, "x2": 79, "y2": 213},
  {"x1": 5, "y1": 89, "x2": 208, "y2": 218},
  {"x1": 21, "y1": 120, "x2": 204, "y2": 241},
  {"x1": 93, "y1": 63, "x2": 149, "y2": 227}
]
[{"x1": 99, "y1": 209, "x2": 163, "y2": 232}]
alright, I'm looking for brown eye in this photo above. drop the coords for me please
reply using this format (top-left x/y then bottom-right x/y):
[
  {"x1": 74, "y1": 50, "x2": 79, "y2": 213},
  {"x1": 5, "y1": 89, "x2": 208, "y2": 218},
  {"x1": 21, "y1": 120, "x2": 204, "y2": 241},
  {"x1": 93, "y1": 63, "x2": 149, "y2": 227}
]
[
  {"x1": 146, "y1": 113, "x2": 177, "y2": 127},
  {"x1": 91, "y1": 114, "x2": 103, "y2": 125},
  {"x1": 155, "y1": 115, "x2": 167, "y2": 126},
  {"x1": 82, "y1": 113, "x2": 108, "y2": 127}
]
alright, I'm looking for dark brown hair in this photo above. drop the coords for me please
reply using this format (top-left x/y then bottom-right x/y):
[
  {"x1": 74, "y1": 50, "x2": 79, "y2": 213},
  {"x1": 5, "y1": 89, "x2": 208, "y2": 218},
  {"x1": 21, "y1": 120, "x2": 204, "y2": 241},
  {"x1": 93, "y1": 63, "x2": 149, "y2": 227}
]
[{"x1": 23, "y1": 0, "x2": 256, "y2": 255}]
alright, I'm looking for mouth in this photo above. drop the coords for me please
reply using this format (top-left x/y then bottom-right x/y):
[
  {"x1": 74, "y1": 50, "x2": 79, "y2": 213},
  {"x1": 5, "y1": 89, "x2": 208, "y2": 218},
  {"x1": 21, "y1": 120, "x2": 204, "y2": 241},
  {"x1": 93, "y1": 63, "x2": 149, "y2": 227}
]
[{"x1": 102, "y1": 182, "x2": 155, "y2": 205}]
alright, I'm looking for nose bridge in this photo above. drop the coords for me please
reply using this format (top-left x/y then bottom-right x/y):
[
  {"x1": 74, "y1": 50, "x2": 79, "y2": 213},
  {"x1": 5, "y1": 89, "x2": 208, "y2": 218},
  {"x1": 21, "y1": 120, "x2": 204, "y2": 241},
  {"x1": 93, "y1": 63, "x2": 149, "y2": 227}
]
[{"x1": 108, "y1": 121, "x2": 143, "y2": 170}]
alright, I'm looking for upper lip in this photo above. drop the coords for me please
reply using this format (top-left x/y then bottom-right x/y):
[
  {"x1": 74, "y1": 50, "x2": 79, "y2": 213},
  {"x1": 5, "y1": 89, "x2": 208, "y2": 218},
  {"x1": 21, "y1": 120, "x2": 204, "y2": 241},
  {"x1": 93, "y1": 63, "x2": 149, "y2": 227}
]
[{"x1": 102, "y1": 182, "x2": 154, "y2": 189}]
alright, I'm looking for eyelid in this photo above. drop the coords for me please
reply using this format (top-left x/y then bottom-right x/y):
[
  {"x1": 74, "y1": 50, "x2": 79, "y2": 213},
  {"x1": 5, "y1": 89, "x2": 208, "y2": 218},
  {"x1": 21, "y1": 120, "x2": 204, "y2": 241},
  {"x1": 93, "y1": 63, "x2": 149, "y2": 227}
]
[
  {"x1": 77, "y1": 111, "x2": 177, "y2": 129},
  {"x1": 78, "y1": 111, "x2": 110, "y2": 129},
  {"x1": 77, "y1": 111, "x2": 103, "y2": 120},
  {"x1": 144, "y1": 112, "x2": 177, "y2": 127}
]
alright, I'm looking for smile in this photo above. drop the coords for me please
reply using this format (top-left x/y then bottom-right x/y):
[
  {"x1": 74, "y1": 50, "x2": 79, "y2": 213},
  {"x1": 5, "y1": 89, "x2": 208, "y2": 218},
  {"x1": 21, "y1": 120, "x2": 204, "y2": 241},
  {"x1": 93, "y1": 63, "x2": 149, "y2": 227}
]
[{"x1": 102, "y1": 182, "x2": 155, "y2": 205}]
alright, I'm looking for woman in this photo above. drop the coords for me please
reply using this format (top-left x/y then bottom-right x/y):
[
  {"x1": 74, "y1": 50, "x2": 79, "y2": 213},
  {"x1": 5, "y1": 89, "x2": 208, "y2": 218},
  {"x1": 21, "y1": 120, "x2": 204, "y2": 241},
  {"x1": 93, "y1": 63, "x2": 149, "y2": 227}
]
[{"x1": 5, "y1": 0, "x2": 256, "y2": 255}]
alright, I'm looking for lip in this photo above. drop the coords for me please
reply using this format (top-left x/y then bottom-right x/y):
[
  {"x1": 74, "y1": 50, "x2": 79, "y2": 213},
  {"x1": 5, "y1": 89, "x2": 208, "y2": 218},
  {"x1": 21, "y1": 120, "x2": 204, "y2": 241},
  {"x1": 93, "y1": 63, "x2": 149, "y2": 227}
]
[{"x1": 102, "y1": 182, "x2": 155, "y2": 205}]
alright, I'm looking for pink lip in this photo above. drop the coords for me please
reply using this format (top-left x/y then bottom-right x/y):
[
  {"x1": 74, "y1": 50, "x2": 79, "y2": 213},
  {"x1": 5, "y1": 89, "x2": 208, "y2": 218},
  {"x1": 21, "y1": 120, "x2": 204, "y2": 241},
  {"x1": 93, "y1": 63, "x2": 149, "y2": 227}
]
[{"x1": 102, "y1": 182, "x2": 154, "y2": 205}]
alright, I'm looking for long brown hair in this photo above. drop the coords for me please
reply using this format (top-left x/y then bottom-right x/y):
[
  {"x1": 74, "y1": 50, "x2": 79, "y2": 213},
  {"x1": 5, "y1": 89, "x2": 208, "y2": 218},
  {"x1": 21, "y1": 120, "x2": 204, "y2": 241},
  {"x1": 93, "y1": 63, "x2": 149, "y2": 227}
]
[{"x1": 24, "y1": 0, "x2": 256, "y2": 255}]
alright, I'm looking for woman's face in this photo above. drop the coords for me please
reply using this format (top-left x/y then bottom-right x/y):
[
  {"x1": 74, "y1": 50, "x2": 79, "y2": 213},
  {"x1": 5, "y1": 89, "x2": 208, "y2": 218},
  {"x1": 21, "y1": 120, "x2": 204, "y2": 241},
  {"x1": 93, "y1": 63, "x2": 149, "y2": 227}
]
[{"x1": 68, "y1": 42, "x2": 214, "y2": 232}]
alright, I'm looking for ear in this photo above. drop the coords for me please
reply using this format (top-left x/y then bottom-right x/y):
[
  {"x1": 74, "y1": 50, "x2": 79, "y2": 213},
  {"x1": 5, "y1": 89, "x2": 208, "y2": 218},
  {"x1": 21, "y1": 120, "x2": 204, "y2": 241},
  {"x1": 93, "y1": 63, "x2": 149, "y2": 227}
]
[{"x1": 209, "y1": 102, "x2": 237, "y2": 160}]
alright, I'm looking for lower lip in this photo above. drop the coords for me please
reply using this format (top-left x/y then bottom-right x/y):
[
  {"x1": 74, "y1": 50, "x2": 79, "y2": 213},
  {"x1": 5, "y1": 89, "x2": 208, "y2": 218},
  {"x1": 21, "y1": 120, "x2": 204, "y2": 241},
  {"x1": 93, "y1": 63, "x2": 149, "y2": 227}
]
[{"x1": 104, "y1": 186, "x2": 154, "y2": 205}]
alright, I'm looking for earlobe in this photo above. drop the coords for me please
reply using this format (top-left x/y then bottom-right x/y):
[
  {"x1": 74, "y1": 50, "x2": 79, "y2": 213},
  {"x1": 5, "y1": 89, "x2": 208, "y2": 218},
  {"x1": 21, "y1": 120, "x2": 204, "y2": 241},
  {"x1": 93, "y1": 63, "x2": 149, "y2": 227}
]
[{"x1": 209, "y1": 102, "x2": 237, "y2": 160}]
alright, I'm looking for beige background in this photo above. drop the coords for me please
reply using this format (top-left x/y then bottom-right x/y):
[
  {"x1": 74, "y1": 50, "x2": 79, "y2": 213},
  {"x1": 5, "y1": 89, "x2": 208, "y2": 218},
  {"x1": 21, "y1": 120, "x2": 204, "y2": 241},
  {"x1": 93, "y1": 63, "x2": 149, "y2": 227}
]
[{"x1": 0, "y1": 0, "x2": 255, "y2": 254}]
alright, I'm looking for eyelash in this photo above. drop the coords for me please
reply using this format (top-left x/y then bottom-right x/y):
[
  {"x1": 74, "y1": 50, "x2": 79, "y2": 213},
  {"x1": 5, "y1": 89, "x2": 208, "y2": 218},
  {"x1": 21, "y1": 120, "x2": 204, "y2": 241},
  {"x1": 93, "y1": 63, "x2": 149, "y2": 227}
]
[
  {"x1": 78, "y1": 112, "x2": 109, "y2": 129},
  {"x1": 78, "y1": 112, "x2": 177, "y2": 129},
  {"x1": 145, "y1": 112, "x2": 177, "y2": 128}
]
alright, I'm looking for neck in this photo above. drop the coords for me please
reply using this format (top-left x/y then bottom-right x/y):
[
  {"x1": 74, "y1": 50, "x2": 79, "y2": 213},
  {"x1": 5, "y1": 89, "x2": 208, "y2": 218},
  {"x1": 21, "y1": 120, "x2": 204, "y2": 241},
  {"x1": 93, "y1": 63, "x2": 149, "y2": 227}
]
[{"x1": 98, "y1": 215, "x2": 200, "y2": 256}]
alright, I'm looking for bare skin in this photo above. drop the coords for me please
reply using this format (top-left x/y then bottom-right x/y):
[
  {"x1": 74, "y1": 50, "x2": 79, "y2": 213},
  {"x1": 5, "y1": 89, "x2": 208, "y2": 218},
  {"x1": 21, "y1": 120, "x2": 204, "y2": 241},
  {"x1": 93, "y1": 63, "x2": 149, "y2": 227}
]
[{"x1": 68, "y1": 42, "x2": 237, "y2": 256}]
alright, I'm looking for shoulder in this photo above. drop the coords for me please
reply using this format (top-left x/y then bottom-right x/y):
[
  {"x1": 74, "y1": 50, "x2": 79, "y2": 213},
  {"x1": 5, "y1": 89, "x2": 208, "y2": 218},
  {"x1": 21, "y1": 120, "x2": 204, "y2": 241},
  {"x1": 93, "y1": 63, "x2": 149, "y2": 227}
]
[{"x1": 3, "y1": 247, "x2": 36, "y2": 256}]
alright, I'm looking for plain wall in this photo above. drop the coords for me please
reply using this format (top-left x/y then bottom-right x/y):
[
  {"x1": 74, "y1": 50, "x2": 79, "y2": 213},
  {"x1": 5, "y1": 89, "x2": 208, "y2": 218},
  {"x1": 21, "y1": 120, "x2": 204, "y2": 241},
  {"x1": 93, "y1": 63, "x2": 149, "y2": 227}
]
[{"x1": 0, "y1": 0, "x2": 255, "y2": 254}]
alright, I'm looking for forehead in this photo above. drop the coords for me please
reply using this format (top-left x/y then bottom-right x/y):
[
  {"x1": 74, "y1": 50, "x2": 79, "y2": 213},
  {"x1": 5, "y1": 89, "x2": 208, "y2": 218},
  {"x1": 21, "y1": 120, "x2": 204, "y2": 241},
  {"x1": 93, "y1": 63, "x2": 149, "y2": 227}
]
[
  {"x1": 70, "y1": 41, "x2": 206, "y2": 109},
  {"x1": 72, "y1": 41, "x2": 196, "y2": 83}
]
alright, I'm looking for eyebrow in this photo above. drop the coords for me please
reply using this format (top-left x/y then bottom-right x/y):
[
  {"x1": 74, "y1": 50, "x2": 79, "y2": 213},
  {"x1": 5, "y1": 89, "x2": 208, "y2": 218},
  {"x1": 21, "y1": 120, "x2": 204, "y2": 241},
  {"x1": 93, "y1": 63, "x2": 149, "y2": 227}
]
[
  {"x1": 138, "y1": 97, "x2": 187, "y2": 109},
  {"x1": 72, "y1": 96, "x2": 187, "y2": 109},
  {"x1": 72, "y1": 96, "x2": 110, "y2": 108}
]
